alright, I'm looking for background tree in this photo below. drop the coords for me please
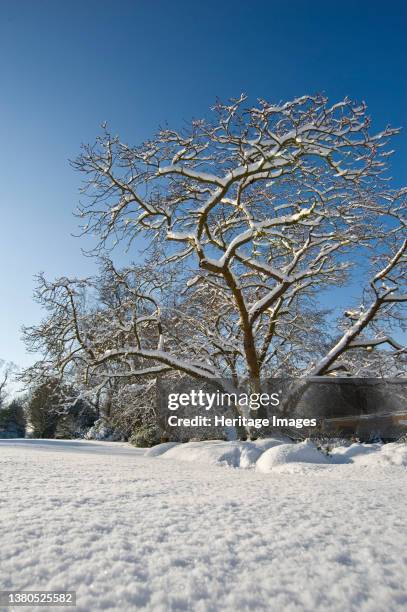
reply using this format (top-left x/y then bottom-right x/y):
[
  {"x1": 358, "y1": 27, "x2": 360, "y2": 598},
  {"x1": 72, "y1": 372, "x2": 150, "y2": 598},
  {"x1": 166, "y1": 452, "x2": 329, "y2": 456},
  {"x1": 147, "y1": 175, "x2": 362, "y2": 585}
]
[
  {"x1": 0, "y1": 370, "x2": 8, "y2": 408},
  {"x1": 54, "y1": 397, "x2": 97, "y2": 439},
  {"x1": 26, "y1": 379, "x2": 69, "y2": 438},
  {"x1": 0, "y1": 361, "x2": 18, "y2": 407},
  {"x1": 0, "y1": 399, "x2": 26, "y2": 438}
]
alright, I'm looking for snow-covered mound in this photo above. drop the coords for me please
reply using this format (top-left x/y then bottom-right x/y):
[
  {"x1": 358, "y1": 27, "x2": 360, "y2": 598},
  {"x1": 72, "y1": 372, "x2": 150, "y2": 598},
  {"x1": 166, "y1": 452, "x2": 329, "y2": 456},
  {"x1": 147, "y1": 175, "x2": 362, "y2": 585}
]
[
  {"x1": 256, "y1": 440, "x2": 329, "y2": 473},
  {"x1": 331, "y1": 441, "x2": 407, "y2": 467},
  {"x1": 146, "y1": 437, "x2": 289, "y2": 468},
  {"x1": 148, "y1": 437, "x2": 407, "y2": 472},
  {"x1": 145, "y1": 441, "x2": 179, "y2": 457},
  {"x1": 156, "y1": 439, "x2": 264, "y2": 468}
]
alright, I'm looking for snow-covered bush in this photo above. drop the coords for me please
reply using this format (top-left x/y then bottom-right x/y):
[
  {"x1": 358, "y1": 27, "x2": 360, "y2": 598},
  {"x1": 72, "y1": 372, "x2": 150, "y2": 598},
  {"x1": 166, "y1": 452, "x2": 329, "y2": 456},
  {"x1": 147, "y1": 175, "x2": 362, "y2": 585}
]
[
  {"x1": 297, "y1": 430, "x2": 354, "y2": 456},
  {"x1": 110, "y1": 382, "x2": 158, "y2": 440},
  {"x1": 84, "y1": 418, "x2": 123, "y2": 441},
  {"x1": 55, "y1": 398, "x2": 97, "y2": 439}
]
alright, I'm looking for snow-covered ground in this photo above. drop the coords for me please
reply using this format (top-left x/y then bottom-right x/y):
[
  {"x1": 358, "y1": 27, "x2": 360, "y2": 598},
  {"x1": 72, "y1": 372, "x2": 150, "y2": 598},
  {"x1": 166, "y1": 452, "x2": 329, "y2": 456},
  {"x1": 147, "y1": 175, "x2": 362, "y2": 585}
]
[{"x1": 1, "y1": 439, "x2": 406, "y2": 611}]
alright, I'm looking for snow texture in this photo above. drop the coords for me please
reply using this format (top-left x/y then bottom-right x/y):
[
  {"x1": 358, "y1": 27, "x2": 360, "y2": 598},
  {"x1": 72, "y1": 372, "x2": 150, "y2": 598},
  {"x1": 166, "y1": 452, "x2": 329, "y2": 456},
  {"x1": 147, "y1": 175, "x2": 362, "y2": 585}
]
[{"x1": 0, "y1": 438, "x2": 406, "y2": 611}]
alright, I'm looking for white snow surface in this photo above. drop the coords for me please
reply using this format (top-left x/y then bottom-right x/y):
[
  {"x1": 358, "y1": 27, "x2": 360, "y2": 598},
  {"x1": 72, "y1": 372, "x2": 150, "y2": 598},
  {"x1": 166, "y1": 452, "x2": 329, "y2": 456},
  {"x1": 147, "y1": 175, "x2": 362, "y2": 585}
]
[{"x1": 1, "y1": 438, "x2": 406, "y2": 611}]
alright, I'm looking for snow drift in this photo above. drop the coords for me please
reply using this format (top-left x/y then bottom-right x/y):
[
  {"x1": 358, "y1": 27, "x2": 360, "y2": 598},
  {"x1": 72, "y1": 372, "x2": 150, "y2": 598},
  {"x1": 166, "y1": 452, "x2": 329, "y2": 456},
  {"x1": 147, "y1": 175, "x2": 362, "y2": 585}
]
[
  {"x1": 256, "y1": 440, "x2": 330, "y2": 473},
  {"x1": 147, "y1": 438, "x2": 407, "y2": 472},
  {"x1": 145, "y1": 437, "x2": 289, "y2": 468}
]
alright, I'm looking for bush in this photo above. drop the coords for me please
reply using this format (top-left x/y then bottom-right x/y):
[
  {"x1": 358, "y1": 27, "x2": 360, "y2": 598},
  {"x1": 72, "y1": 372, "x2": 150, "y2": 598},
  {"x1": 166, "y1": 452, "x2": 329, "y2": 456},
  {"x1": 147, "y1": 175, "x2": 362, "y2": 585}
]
[
  {"x1": 110, "y1": 383, "x2": 158, "y2": 440},
  {"x1": 84, "y1": 418, "x2": 123, "y2": 441},
  {"x1": 129, "y1": 424, "x2": 161, "y2": 448},
  {"x1": 55, "y1": 398, "x2": 97, "y2": 439}
]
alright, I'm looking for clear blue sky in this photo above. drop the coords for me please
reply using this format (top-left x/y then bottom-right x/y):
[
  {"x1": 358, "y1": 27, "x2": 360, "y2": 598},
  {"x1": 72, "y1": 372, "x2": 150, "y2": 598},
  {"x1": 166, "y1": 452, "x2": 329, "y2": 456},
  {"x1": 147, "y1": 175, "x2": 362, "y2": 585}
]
[{"x1": 0, "y1": 0, "x2": 406, "y2": 367}]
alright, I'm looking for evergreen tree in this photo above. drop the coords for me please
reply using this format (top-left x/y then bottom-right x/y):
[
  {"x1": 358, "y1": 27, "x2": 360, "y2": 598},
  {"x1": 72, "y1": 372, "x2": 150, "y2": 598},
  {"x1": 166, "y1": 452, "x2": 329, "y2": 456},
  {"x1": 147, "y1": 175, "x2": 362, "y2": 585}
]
[
  {"x1": 26, "y1": 379, "x2": 64, "y2": 438},
  {"x1": 0, "y1": 399, "x2": 26, "y2": 438}
]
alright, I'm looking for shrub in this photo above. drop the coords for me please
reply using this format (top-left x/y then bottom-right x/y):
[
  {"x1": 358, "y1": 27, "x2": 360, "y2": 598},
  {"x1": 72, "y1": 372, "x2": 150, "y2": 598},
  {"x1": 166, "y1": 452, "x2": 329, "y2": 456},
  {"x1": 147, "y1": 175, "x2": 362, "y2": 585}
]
[
  {"x1": 84, "y1": 418, "x2": 123, "y2": 441},
  {"x1": 129, "y1": 424, "x2": 161, "y2": 448}
]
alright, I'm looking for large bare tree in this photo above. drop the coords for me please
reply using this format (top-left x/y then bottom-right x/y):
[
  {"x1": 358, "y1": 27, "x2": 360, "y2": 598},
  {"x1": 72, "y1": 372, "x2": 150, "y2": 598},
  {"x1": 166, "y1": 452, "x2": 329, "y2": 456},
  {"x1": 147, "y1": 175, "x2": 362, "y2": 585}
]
[{"x1": 23, "y1": 95, "x2": 406, "y2": 417}]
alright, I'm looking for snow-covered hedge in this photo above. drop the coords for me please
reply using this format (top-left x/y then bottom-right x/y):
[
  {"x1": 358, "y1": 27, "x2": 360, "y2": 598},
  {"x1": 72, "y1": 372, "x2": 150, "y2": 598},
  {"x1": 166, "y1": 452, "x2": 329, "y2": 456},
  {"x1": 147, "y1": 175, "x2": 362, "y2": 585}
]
[{"x1": 145, "y1": 438, "x2": 407, "y2": 471}]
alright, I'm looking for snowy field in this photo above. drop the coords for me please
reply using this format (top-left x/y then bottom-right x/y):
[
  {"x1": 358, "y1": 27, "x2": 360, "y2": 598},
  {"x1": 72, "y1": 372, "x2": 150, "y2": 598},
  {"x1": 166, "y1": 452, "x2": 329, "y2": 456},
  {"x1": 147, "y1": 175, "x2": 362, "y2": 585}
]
[{"x1": 1, "y1": 439, "x2": 407, "y2": 611}]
